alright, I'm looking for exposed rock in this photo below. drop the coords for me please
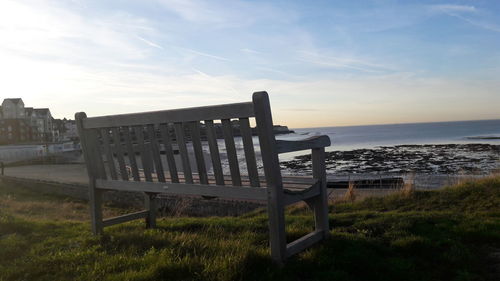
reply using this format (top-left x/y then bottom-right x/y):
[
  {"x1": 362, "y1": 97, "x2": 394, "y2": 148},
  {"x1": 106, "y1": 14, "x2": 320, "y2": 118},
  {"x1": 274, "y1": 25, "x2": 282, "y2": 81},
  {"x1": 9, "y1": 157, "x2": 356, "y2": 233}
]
[{"x1": 281, "y1": 144, "x2": 500, "y2": 175}]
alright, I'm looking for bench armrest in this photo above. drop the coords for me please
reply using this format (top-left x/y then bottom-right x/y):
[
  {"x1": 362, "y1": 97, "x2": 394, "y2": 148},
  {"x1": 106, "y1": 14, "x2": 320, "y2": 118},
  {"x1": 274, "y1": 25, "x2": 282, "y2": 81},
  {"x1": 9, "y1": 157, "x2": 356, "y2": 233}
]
[{"x1": 275, "y1": 135, "x2": 331, "y2": 154}]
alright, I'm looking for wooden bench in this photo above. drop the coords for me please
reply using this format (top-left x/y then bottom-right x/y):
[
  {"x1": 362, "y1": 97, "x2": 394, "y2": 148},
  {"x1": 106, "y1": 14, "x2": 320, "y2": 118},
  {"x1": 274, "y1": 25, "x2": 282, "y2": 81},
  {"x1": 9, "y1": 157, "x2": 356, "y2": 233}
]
[{"x1": 75, "y1": 91, "x2": 331, "y2": 263}]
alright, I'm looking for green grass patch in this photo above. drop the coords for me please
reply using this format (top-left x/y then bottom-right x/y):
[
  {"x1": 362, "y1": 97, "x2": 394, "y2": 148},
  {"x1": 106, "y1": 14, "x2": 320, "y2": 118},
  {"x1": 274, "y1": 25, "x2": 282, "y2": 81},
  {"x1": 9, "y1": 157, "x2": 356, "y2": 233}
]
[{"x1": 0, "y1": 177, "x2": 499, "y2": 281}]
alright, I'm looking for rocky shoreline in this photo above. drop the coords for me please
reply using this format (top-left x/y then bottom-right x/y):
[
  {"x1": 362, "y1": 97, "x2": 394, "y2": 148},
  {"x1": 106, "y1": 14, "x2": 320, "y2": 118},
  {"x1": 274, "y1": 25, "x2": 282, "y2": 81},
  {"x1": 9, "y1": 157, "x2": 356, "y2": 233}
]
[{"x1": 281, "y1": 143, "x2": 500, "y2": 175}]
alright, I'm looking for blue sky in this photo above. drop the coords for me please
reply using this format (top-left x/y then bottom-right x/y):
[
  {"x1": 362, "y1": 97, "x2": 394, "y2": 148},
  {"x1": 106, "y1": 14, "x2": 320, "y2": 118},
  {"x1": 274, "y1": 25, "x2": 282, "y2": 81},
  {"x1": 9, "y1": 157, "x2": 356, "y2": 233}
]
[{"x1": 0, "y1": 0, "x2": 499, "y2": 127}]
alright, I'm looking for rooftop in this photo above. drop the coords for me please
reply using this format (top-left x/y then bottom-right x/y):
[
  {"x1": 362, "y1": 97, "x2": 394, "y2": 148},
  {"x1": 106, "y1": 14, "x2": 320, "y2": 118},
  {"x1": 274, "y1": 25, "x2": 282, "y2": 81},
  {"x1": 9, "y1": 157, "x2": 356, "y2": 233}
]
[{"x1": 3, "y1": 98, "x2": 23, "y2": 104}]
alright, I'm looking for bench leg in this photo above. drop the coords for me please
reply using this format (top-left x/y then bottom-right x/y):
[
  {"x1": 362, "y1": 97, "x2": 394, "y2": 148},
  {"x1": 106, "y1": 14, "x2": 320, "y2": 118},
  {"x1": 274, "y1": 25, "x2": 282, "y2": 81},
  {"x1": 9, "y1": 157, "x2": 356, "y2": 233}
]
[
  {"x1": 311, "y1": 148, "x2": 330, "y2": 235},
  {"x1": 267, "y1": 189, "x2": 287, "y2": 263},
  {"x1": 89, "y1": 181, "x2": 103, "y2": 235},
  {"x1": 145, "y1": 193, "x2": 157, "y2": 228}
]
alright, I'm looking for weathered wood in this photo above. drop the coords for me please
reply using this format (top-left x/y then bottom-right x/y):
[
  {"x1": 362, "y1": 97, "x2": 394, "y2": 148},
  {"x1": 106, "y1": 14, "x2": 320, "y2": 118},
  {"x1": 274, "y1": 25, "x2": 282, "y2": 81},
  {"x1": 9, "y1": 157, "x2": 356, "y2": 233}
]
[
  {"x1": 111, "y1": 127, "x2": 128, "y2": 181},
  {"x1": 147, "y1": 124, "x2": 166, "y2": 182},
  {"x1": 253, "y1": 91, "x2": 287, "y2": 262},
  {"x1": 189, "y1": 122, "x2": 208, "y2": 184},
  {"x1": 284, "y1": 182, "x2": 320, "y2": 205},
  {"x1": 87, "y1": 129, "x2": 107, "y2": 180},
  {"x1": 286, "y1": 230, "x2": 323, "y2": 258},
  {"x1": 100, "y1": 128, "x2": 118, "y2": 180},
  {"x1": 135, "y1": 172, "x2": 316, "y2": 190},
  {"x1": 88, "y1": 129, "x2": 106, "y2": 234},
  {"x1": 276, "y1": 135, "x2": 331, "y2": 154},
  {"x1": 76, "y1": 112, "x2": 104, "y2": 234},
  {"x1": 145, "y1": 193, "x2": 157, "y2": 228},
  {"x1": 159, "y1": 123, "x2": 179, "y2": 183},
  {"x1": 221, "y1": 119, "x2": 242, "y2": 186},
  {"x1": 205, "y1": 120, "x2": 225, "y2": 185},
  {"x1": 145, "y1": 171, "x2": 316, "y2": 187},
  {"x1": 136, "y1": 126, "x2": 157, "y2": 227},
  {"x1": 239, "y1": 117, "x2": 260, "y2": 187},
  {"x1": 310, "y1": 147, "x2": 329, "y2": 234},
  {"x1": 134, "y1": 126, "x2": 153, "y2": 182},
  {"x1": 83, "y1": 102, "x2": 255, "y2": 129},
  {"x1": 174, "y1": 122, "x2": 193, "y2": 184},
  {"x1": 102, "y1": 210, "x2": 149, "y2": 227},
  {"x1": 95, "y1": 179, "x2": 268, "y2": 201},
  {"x1": 122, "y1": 126, "x2": 140, "y2": 181}
]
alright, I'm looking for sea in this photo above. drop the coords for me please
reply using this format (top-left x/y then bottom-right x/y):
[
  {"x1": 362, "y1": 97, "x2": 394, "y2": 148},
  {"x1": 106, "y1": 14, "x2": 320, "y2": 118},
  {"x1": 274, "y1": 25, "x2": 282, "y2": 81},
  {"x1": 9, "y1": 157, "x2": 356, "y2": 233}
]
[
  {"x1": 276, "y1": 119, "x2": 500, "y2": 187},
  {"x1": 283, "y1": 119, "x2": 500, "y2": 154}
]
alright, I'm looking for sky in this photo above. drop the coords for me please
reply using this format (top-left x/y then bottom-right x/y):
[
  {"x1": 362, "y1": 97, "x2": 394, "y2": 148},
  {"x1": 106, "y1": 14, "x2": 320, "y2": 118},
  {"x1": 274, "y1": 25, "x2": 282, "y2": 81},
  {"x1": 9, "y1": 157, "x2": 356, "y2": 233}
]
[{"x1": 0, "y1": 0, "x2": 499, "y2": 128}]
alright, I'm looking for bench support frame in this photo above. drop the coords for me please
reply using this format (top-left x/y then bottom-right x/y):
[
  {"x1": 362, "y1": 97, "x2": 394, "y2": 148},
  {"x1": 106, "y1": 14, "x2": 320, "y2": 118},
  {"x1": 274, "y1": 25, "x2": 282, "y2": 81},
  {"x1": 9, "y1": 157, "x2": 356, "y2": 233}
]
[
  {"x1": 253, "y1": 92, "x2": 330, "y2": 262},
  {"x1": 76, "y1": 92, "x2": 330, "y2": 263}
]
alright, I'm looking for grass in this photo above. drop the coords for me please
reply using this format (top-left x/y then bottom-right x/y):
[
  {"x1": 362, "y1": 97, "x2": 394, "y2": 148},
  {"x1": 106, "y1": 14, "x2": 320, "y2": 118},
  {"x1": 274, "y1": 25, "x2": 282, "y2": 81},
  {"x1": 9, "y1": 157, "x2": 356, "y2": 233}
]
[{"x1": 0, "y1": 177, "x2": 499, "y2": 281}]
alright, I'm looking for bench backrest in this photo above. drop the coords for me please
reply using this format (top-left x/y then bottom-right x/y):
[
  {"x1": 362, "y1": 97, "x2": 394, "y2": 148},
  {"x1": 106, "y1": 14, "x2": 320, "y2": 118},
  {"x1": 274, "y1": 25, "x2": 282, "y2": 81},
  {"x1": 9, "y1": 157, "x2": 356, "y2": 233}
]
[{"x1": 76, "y1": 91, "x2": 283, "y2": 190}]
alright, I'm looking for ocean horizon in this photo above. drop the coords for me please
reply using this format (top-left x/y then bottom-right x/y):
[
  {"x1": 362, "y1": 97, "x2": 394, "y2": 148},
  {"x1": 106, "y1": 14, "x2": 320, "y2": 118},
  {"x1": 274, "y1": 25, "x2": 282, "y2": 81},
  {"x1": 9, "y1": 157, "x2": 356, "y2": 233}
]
[{"x1": 285, "y1": 118, "x2": 500, "y2": 152}]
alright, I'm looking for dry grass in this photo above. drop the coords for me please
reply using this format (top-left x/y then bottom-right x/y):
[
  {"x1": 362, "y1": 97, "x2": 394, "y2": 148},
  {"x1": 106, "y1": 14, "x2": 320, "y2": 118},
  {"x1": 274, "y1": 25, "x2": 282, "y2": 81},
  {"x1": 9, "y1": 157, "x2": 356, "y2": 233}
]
[
  {"x1": 343, "y1": 181, "x2": 357, "y2": 202},
  {"x1": 0, "y1": 196, "x2": 127, "y2": 221},
  {"x1": 160, "y1": 197, "x2": 193, "y2": 217},
  {"x1": 0, "y1": 196, "x2": 88, "y2": 221},
  {"x1": 400, "y1": 174, "x2": 415, "y2": 197}
]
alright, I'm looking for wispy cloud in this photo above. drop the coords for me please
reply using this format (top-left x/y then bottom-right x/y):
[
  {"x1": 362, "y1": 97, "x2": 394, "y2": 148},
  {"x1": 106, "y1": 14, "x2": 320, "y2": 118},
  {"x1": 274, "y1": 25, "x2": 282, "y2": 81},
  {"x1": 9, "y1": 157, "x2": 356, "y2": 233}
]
[
  {"x1": 136, "y1": 36, "x2": 164, "y2": 49},
  {"x1": 429, "y1": 4, "x2": 500, "y2": 33},
  {"x1": 297, "y1": 51, "x2": 395, "y2": 74},
  {"x1": 429, "y1": 4, "x2": 477, "y2": 13},
  {"x1": 156, "y1": 0, "x2": 296, "y2": 26},
  {"x1": 178, "y1": 47, "x2": 230, "y2": 61},
  {"x1": 449, "y1": 13, "x2": 500, "y2": 33},
  {"x1": 241, "y1": 48, "x2": 261, "y2": 54}
]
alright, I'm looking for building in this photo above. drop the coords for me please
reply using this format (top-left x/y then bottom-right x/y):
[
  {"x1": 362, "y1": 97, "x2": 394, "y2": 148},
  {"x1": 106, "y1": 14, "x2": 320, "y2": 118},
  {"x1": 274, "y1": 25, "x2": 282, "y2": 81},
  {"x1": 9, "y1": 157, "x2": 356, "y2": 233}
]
[
  {"x1": 33, "y1": 108, "x2": 55, "y2": 141},
  {"x1": 0, "y1": 98, "x2": 58, "y2": 144},
  {"x1": 63, "y1": 119, "x2": 78, "y2": 140},
  {"x1": 0, "y1": 119, "x2": 33, "y2": 144},
  {"x1": 1, "y1": 98, "x2": 26, "y2": 119}
]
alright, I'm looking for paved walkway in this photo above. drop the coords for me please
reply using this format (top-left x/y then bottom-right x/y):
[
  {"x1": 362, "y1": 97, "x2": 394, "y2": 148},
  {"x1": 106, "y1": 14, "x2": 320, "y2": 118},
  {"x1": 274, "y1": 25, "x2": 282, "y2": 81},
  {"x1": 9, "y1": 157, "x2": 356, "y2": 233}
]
[
  {"x1": 1, "y1": 164, "x2": 401, "y2": 201},
  {"x1": 3, "y1": 164, "x2": 89, "y2": 186}
]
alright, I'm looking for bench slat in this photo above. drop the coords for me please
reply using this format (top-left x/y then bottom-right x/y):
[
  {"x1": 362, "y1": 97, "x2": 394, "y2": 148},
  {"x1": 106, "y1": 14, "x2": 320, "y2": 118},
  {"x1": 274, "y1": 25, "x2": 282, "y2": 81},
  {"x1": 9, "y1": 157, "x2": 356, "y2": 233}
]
[
  {"x1": 189, "y1": 122, "x2": 208, "y2": 184},
  {"x1": 122, "y1": 126, "x2": 140, "y2": 181},
  {"x1": 286, "y1": 230, "x2": 324, "y2": 258},
  {"x1": 239, "y1": 117, "x2": 260, "y2": 187},
  {"x1": 100, "y1": 128, "x2": 118, "y2": 180},
  {"x1": 159, "y1": 124, "x2": 179, "y2": 183},
  {"x1": 127, "y1": 171, "x2": 316, "y2": 189},
  {"x1": 174, "y1": 122, "x2": 193, "y2": 184},
  {"x1": 221, "y1": 119, "x2": 242, "y2": 186},
  {"x1": 95, "y1": 179, "x2": 268, "y2": 201},
  {"x1": 111, "y1": 127, "x2": 128, "y2": 181},
  {"x1": 86, "y1": 128, "x2": 107, "y2": 180},
  {"x1": 147, "y1": 124, "x2": 166, "y2": 182},
  {"x1": 134, "y1": 126, "x2": 153, "y2": 182},
  {"x1": 83, "y1": 102, "x2": 255, "y2": 129},
  {"x1": 102, "y1": 210, "x2": 149, "y2": 227},
  {"x1": 205, "y1": 120, "x2": 225, "y2": 186},
  {"x1": 276, "y1": 135, "x2": 331, "y2": 154}
]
